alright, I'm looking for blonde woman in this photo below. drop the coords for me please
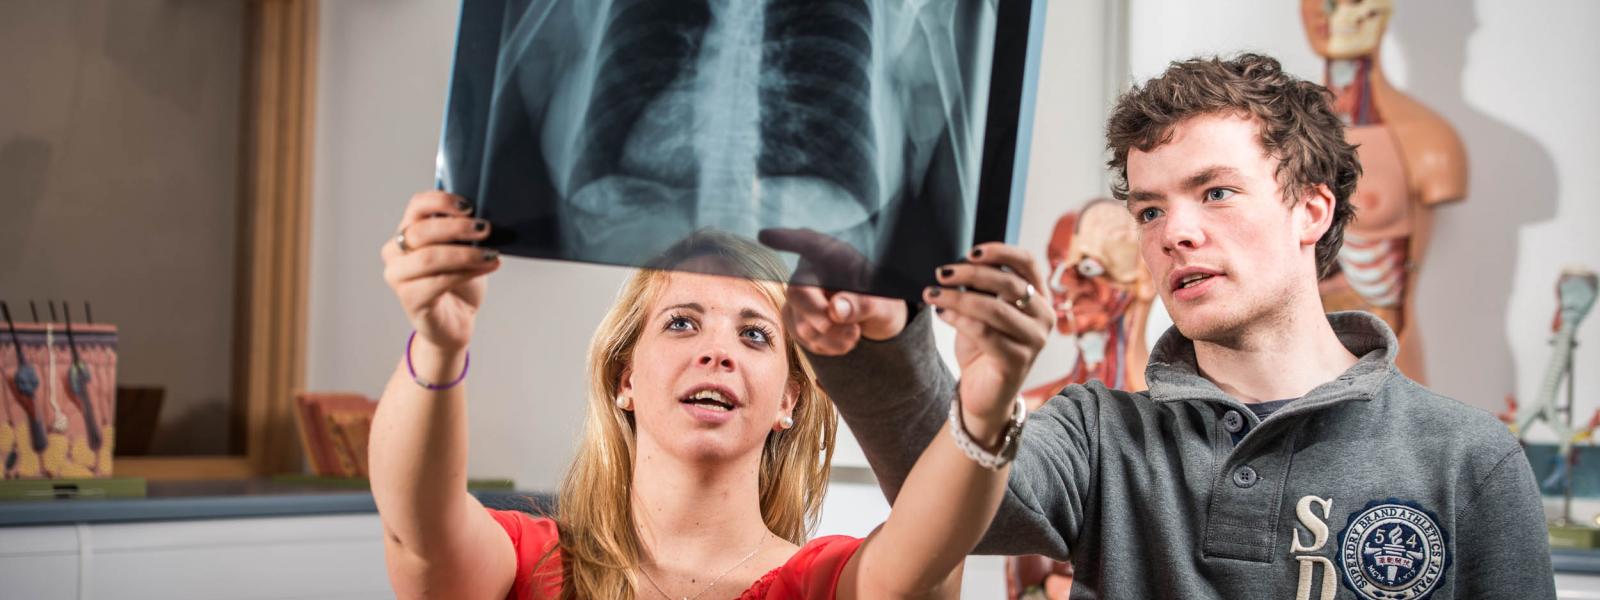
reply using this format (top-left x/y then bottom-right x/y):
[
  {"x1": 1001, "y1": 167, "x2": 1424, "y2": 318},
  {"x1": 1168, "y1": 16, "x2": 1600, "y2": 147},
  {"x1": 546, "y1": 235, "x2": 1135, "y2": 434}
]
[{"x1": 371, "y1": 191, "x2": 1052, "y2": 599}]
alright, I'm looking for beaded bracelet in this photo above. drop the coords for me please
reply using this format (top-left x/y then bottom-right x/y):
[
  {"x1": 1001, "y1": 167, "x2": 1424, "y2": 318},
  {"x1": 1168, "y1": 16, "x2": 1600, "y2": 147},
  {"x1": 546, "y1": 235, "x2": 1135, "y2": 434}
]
[
  {"x1": 405, "y1": 331, "x2": 470, "y2": 391},
  {"x1": 947, "y1": 385, "x2": 1027, "y2": 470}
]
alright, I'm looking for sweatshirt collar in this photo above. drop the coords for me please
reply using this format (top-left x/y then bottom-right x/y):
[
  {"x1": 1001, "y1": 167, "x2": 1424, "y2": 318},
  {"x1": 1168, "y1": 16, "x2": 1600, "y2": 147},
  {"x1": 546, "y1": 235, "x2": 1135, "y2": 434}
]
[{"x1": 1143, "y1": 311, "x2": 1398, "y2": 411}]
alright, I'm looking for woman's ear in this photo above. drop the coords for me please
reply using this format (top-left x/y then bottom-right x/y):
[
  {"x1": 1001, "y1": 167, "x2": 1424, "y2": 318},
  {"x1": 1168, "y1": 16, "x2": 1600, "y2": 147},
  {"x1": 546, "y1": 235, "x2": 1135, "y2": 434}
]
[
  {"x1": 1298, "y1": 183, "x2": 1336, "y2": 247},
  {"x1": 618, "y1": 366, "x2": 634, "y2": 399},
  {"x1": 774, "y1": 380, "x2": 802, "y2": 431}
]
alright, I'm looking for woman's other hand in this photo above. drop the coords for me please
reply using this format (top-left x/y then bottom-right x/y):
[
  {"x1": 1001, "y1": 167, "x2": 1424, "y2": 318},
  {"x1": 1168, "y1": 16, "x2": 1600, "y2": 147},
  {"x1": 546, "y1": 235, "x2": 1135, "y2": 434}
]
[
  {"x1": 380, "y1": 190, "x2": 499, "y2": 353},
  {"x1": 924, "y1": 243, "x2": 1053, "y2": 441}
]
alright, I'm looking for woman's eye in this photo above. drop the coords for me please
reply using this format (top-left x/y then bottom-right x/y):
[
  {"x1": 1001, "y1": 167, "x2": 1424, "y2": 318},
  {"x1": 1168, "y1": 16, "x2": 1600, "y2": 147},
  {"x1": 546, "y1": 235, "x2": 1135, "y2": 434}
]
[
  {"x1": 1136, "y1": 207, "x2": 1162, "y2": 223},
  {"x1": 1204, "y1": 188, "x2": 1235, "y2": 202},
  {"x1": 666, "y1": 316, "x2": 695, "y2": 331},
  {"x1": 742, "y1": 327, "x2": 772, "y2": 346}
]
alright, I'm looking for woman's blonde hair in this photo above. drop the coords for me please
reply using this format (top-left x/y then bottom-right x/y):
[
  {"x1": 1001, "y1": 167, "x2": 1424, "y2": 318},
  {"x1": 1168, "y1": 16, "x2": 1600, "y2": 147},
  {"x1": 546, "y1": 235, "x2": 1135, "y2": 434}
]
[{"x1": 545, "y1": 231, "x2": 837, "y2": 598}]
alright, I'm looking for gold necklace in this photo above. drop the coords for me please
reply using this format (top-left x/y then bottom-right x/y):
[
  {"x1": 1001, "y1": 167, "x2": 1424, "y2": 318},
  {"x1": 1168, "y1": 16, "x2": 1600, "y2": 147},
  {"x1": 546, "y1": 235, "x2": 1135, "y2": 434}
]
[{"x1": 638, "y1": 531, "x2": 770, "y2": 600}]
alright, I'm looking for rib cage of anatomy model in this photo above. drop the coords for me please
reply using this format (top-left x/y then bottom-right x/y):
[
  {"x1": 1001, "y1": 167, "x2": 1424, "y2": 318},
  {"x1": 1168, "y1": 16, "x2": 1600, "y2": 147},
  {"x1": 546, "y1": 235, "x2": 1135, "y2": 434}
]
[
  {"x1": 526, "y1": 0, "x2": 982, "y2": 261},
  {"x1": 1337, "y1": 234, "x2": 1407, "y2": 308}
]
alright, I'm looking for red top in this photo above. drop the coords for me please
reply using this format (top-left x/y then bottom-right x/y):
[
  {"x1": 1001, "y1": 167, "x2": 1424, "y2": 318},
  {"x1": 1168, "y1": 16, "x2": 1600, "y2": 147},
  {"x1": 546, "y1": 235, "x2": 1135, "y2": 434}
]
[{"x1": 487, "y1": 509, "x2": 864, "y2": 600}]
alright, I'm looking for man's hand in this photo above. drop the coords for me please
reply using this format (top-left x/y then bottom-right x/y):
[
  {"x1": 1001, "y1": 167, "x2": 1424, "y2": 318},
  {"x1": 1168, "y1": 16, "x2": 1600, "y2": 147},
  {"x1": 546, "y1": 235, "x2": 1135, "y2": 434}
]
[{"x1": 759, "y1": 228, "x2": 908, "y2": 356}]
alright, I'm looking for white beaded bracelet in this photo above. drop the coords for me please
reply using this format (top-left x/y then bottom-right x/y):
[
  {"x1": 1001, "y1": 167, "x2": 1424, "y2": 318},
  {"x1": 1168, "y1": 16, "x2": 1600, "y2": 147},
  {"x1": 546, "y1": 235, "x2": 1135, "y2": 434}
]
[{"x1": 947, "y1": 386, "x2": 1027, "y2": 470}]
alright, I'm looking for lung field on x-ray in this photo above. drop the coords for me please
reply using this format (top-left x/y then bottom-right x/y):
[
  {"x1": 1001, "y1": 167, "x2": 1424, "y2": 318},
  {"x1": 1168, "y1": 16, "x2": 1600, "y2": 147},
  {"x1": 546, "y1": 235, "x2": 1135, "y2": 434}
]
[{"x1": 562, "y1": 0, "x2": 882, "y2": 263}]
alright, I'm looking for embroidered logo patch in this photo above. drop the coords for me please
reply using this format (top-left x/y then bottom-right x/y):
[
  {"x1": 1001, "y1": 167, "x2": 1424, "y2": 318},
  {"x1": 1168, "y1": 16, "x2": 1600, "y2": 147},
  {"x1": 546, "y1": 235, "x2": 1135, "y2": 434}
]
[{"x1": 1337, "y1": 500, "x2": 1450, "y2": 600}]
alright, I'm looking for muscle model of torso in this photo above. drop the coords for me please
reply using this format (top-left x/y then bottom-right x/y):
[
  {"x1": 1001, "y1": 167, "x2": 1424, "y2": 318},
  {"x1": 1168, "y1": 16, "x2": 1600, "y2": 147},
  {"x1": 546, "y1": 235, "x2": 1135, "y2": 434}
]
[
  {"x1": 1302, "y1": 0, "x2": 1469, "y2": 383},
  {"x1": 1009, "y1": 201, "x2": 1153, "y2": 599}
]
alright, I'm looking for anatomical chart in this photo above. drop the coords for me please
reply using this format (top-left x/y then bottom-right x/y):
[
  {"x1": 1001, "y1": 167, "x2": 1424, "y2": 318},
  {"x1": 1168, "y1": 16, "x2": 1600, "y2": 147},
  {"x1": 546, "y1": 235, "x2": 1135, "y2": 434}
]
[{"x1": 437, "y1": 0, "x2": 1039, "y2": 300}]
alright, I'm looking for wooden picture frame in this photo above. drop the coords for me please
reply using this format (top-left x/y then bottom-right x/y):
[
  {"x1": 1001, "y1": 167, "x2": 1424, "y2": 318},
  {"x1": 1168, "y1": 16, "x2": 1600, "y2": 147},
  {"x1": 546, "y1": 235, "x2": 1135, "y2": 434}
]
[{"x1": 118, "y1": 0, "x2": 318, "y2": 480}]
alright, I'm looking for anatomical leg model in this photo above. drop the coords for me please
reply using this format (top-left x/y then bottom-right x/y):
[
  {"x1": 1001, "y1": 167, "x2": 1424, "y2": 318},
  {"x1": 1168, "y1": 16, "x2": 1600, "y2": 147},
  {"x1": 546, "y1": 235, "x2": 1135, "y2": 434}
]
[
  {"x1": 1302, "y1": 0, "x2": 1469, "y2": 383},
  {"x1": 1501, "y1": 269, "x2": 1599, "y2": 523}
]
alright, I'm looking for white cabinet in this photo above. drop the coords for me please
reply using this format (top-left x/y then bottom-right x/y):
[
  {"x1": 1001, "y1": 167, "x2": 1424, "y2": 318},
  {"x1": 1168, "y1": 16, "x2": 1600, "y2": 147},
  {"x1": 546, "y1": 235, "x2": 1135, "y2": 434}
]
[
  {"x1": 0, "y1": 514, "x2": 392, "y2": 600},
  {"x1": 0, "y1": 525, "x2": 79, "y2": 600},
  {"x1": 1558, "y1": 572, "x2": 1600, "y2": 598},
  {"x1": 3, "y1": 510, "x2": 1597, "y2": 598}
]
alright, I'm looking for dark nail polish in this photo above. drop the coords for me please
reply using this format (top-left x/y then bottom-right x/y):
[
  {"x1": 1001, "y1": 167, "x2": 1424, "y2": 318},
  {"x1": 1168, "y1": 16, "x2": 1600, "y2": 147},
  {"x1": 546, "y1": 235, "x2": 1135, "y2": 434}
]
[
  {"x1": 938, "y1": 267, "x2": 954, "y2": 278},
  {"x1": 970, "y1": 247, "x2": 984, "y2": 258},
  {"x1": 926, "y1": 287, "x2": 941, "y2": 297},
  {"x1": 457, "y1": 199, "x2": 474, "y2": 213},
  {"x1": 474, "y1": 220, "x2": 488, "y2": 232},
  {"x1": 482, "y1": 249, "x2": 500, "y2": 262}
]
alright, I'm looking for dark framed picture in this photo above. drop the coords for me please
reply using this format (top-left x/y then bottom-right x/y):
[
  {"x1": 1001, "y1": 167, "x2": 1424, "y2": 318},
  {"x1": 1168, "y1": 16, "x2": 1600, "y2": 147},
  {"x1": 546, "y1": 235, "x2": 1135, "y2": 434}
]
[{"x1": 438, "y1": 0, "x2": 1044, "y2": 301}]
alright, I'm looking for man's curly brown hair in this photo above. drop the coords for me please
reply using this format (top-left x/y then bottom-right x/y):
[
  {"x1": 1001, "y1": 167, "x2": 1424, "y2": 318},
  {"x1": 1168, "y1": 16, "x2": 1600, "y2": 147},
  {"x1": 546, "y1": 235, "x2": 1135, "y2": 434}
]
[{"x1": 1106, "y1": 53, "x2": 1361, "y2": 279}]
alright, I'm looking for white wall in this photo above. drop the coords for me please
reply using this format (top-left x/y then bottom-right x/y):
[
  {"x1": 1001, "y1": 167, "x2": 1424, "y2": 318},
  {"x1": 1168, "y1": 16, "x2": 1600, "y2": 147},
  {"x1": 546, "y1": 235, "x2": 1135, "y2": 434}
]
[{"x1": 1125, "y1": 0, "x2": 1600, "y2": 438}]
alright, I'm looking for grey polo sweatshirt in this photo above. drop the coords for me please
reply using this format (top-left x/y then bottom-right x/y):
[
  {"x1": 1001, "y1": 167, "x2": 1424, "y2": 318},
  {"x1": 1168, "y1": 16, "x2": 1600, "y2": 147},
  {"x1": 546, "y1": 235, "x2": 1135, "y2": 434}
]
[{"x1": 809, "y1": 310, "x2": 1555, "y2": 599}]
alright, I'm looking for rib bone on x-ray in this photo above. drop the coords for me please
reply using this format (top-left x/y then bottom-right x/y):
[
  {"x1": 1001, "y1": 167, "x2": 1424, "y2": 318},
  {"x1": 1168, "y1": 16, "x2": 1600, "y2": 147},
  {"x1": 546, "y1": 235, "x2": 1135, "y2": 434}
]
[{"x1": 441, "y1": 0, "x2": 1007, "y2": 298}]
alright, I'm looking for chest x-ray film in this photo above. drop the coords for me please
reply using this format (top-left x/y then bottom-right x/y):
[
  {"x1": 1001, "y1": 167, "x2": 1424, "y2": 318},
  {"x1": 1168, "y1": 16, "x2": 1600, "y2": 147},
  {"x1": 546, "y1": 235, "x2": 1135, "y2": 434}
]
[{"x1": 437, "y1": 0, "x2": 1043, "y2": 301}]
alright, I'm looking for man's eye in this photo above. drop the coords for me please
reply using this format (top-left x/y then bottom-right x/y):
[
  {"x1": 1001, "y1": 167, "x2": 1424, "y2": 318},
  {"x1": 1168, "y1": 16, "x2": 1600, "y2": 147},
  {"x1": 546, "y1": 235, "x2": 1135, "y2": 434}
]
[
  {"x1": 1136, "y1": 207, "x2": 1162, "y2": 223},
  {"x1": 1204, "y1": 188, "x2": 1235, "y2": 202}
]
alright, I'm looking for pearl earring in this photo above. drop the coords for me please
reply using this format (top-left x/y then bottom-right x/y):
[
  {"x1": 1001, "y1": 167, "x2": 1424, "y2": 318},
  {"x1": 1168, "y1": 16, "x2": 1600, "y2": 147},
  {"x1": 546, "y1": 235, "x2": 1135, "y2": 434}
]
[
  {"x1": 615, "y1": 395, "x2": 631, "y2": 410},
  {"x1": 778, "y1": 415, "x2": 795, "y2": 429}
]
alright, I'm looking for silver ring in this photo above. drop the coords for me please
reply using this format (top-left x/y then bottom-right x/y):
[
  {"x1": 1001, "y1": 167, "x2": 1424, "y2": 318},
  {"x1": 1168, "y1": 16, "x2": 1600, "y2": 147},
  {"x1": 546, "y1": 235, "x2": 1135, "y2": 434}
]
[
  {"x1": 1014, "y1": 283, "x2": 1036, "y2": 311},
  {"x1": 394, "y1": 228, "x2": 411, "y2": 253}
]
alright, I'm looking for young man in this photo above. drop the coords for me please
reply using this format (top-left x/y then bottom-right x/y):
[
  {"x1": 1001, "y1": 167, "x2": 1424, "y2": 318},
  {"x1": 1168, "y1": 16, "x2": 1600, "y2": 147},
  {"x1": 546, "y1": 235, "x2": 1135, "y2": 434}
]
[{"x1": 783, "y1": 54, "x2": 1554, "y2": 598}]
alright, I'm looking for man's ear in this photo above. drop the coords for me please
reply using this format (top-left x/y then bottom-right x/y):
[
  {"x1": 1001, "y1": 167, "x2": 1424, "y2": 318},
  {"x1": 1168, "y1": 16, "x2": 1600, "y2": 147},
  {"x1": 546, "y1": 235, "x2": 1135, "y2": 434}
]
[{"x1": 1298, "y1": 183, "x2": 1337, "y2": 247}]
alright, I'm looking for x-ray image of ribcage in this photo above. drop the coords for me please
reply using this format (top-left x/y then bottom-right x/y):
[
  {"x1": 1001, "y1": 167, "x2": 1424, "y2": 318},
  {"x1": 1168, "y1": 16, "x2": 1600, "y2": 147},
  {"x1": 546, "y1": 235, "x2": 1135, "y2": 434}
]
[{"x1": 439, "y1": 0, "x2": 1005, "y2": 300}]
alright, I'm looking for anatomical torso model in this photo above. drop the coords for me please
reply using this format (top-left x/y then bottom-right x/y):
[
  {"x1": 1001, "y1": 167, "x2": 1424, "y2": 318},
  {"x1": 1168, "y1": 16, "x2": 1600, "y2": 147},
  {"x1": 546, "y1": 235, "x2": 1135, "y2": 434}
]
[{"x1": 1302, "y1": 0, "x2": 1469, "y2": 383}]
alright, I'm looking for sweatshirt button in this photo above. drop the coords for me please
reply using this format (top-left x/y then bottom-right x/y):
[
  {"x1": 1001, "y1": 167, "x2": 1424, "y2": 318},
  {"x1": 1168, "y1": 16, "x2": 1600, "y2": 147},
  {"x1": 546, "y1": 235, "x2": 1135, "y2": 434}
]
[
  {"x1": 1223, "y1": 410, "x2": 1244, "y2": 433},
  {"x1": 1233, "y1": 465, "x2": 1259, "y2": 488}
]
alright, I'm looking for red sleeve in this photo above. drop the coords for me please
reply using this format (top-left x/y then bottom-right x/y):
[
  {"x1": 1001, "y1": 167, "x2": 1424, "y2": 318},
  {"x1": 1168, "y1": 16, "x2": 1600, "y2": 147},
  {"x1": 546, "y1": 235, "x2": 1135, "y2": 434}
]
[
  {"x1": 758, "y1": 535, "x2": 865, "y2": 599},
  {"x1": 486, "y1": 509, "x2": 564, "y2": 600}
]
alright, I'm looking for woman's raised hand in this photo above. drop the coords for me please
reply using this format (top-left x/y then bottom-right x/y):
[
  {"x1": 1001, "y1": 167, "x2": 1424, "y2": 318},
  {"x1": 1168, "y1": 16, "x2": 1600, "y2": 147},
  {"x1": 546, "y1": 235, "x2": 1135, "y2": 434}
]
[
  {"x1": 838, "y1": 242, "x2": 1055, "y2": 599},
  {"x1": 379, "y1": 190, "x2": 500, "y2": 353},
  {"x1": 371, "y1": 190, "x2": 515, "y2": 598},
  {"x1": 924, "y1": 243, "x2": 1054, "y2": 434}
]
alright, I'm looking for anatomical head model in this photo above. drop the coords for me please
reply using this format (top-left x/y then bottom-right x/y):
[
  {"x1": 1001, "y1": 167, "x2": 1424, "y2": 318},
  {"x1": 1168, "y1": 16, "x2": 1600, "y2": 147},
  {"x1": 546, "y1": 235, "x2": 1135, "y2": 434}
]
[
  {"x1": 1301, "y1": 0, "x2": 1394, "y2": 59},
  {"x1": 1023, "y1": 200, "x2": 1154, "y2": 405}
]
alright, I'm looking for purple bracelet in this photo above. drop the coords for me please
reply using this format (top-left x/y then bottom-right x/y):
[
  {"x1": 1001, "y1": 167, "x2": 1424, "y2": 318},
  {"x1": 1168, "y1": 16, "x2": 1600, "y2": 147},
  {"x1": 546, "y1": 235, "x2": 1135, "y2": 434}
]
[{"x1": 405, "y1": 331, "x2": 470, "y2": 391}]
